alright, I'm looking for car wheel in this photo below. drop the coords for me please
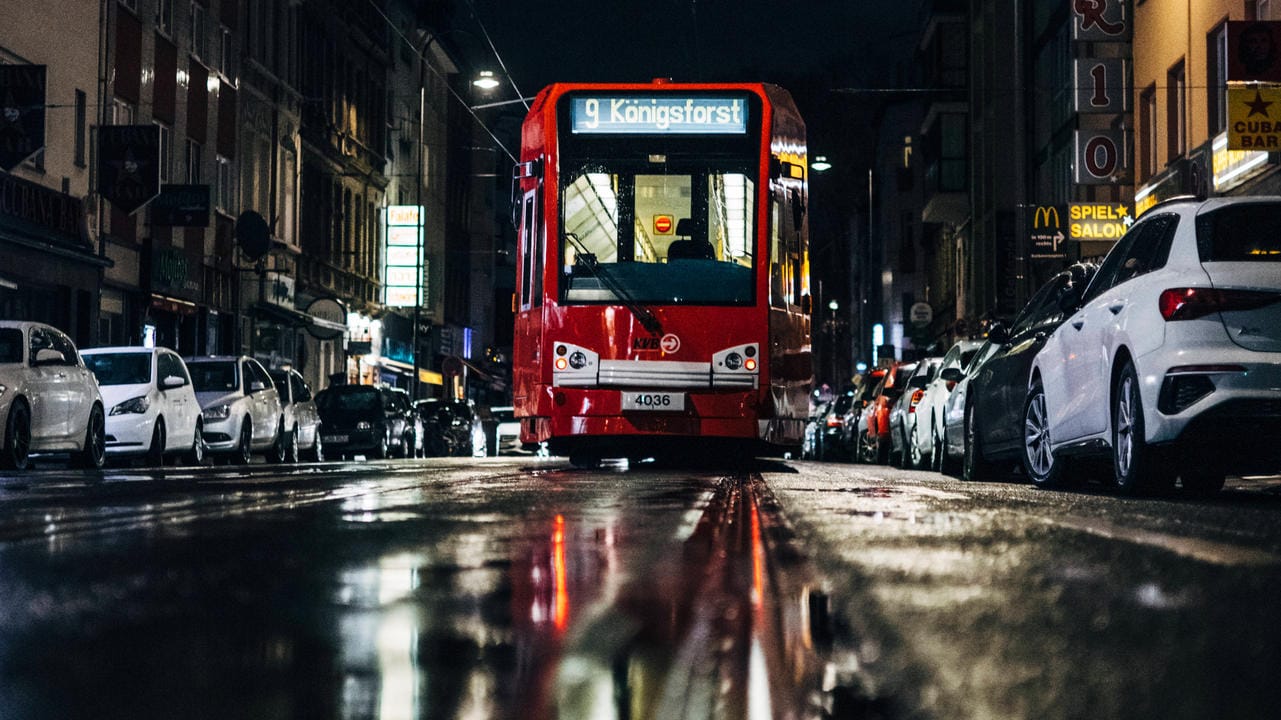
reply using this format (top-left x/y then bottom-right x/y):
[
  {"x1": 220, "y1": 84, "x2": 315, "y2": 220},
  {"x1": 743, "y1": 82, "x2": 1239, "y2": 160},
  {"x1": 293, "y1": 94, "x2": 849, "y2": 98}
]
[
  {"x1": 146, "y1": 419, "x2": 166, "y2": 467},
  {"x1": 307, "y1": 432, "x2": 325, "y2": 462},
  {"x1": 908, "y1": 429, "x2": 923, "y2": 469},
  {"x1": 962, "y1": 403, "x2": 998, "y2": 482},
  {"x1": 232, "y1": 420, "x2": 253, "y2": 465},
  {"x1": 267, "y1": 422, "x2": 289, "y2": 464},
  {"x1": 187, "y1": 421, "x2": 206, "y2": 466},
  {"x1": 285, "y1": 426, "x2": 299, "y2": 464},
  {"x1": 74, "y1": 404, "x2": 106, "y2": 471},
  {"x1": 1113, "y1": 361, "x2": 1170, "y2": 495},
  {"x1": 373, "y1": 431, "x2": 389, "y2": 459},
  {"x1": 875, "y1": 432, "x2": 890, "y2": 465},
  {"x1": 1, "y1": 400, "x2": 32, "y2": 471},
  {"x1": 1022, "y1": 379, "x2": 1069, "y2": 488},
  {"x1": 931, "y1": 422, "x2": 949, "y2": 475}
]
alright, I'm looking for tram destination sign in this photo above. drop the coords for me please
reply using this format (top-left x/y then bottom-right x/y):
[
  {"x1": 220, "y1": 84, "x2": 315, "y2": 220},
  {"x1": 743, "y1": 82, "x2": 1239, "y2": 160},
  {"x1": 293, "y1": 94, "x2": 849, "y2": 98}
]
[{"x1": 571, "y1": 95, "x2": 747, "y2": 135}]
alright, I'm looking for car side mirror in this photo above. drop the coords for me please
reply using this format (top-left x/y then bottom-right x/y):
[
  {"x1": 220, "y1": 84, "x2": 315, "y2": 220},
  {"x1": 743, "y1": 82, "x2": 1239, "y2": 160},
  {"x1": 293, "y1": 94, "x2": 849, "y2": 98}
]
[
  {"x1": 940, "y1": 367, "x2": 962, "y2": 383},
  {"x1": 249, "y1": 380, "x2": 266, "y2": 392},
  {"x1": 1057, "y1": 285, "x2": 1083, "y2": 313},
  {"x1": 32, "y1": 348, "x2": 64, "y2": 366},
  {"x1": 987, "y1": 322, "x2": 1010, "y2": 344},
  {"x1": 161, "y1": 375, "x2": 186, "y2": 389}
]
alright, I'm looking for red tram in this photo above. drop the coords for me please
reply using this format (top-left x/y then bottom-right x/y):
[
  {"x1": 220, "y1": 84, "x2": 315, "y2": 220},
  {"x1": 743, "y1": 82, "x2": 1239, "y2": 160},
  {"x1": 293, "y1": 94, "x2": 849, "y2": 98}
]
[{"x1": 510, "y1": 80, "x2": 812, "y2": 465}]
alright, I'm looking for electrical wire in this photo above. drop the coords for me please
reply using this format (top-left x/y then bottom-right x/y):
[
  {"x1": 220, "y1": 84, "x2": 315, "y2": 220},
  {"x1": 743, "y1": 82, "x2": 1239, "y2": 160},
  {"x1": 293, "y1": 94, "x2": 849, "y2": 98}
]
[{"x1": 364, "y1": 0, "x2": 518, "y2": 163}]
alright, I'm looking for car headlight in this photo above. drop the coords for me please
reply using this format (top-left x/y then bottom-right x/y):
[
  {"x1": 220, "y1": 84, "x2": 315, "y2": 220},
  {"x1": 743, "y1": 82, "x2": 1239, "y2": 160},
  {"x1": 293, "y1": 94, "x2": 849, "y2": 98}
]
[
  {"x1": 0, "y1": 384, "x2": 6, "y2": 398},
  {"x1": 111, "y1": 396, "x2": 150, "y2": 415},
  {"x1": 203, "y1": 403, "x2": 231, "y2": 421},
  {"x1": 356, "y1": 420, "x2": 372, "y2": 430}
]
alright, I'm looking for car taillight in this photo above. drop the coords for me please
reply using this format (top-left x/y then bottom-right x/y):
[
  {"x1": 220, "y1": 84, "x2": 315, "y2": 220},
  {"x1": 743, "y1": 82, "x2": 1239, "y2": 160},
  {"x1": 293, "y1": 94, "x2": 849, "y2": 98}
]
[
  {"x1": 826, "y1": 417, "x2": 843, "y2": 428},
  {"x1": 1158, "y1": 287, "x2": 1281, "y2": 321},
  {"x1": 908, "y1": 389, "x2": 924, "y2": 412}
]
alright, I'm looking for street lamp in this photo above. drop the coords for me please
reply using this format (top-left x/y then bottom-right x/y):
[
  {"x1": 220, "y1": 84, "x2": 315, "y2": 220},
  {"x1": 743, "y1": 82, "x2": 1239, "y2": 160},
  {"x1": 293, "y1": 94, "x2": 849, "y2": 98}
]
[
  {"x1": 811, "y1": 155, "x2": 832, "y2": 172},
  {"x1": 472, "y1": 70, "x2": 500, "y2": 90}
]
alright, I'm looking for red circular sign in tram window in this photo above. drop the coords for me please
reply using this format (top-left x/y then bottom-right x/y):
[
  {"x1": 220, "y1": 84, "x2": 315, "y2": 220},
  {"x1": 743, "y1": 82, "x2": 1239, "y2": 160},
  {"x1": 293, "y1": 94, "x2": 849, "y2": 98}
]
[{"x1": 654, "y1": 215, "x2": 673, "y2": 234}]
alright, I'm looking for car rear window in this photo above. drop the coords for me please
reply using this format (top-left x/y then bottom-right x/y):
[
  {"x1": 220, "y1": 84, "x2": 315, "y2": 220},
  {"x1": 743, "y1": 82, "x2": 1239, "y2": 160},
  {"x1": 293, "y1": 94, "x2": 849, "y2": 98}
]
[
  {"x1": 1196, "y1": 203, "x2": 1281, "y2": 262},
  {"x1": 84, "y1": 353, "x2": 151, "y2": 385},
  {"x1": 317, "y1": 387, "x2": 380, "y2": 411},
  {"x1": 0, "y1": 329, "x2": 21, "y2": 364},
  {"x1": 189, "y1": 361, "x2": 238, "y2": 392}
]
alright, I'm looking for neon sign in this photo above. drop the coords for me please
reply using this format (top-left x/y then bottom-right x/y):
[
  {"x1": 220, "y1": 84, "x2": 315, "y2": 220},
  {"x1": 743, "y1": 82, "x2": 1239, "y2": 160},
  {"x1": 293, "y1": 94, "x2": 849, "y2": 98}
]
[{"x1": 570, "y1": 95, "x2": 748, "y2": 134}]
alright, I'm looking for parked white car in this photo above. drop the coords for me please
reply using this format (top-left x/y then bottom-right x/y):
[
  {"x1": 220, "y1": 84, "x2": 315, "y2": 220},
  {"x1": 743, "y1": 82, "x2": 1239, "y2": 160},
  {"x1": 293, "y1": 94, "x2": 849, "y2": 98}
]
[
  {"x1": 889, "y1": 357, "x2": 940, "y2": 468},
  {"x1": 1025, "y1": 196, "x2": 1281, "y2": 495},
  {"x1": 912, "y1": 339, "x2": 985, "y2": 472},
  {"x1": 185, "y1": 355, "x2": 284, "y2": 464},
  {"x1": 0, "y1": 321, "x2": 105, "y2": 470},
  {"x1": 489, "y1": 405, "x2": 520, "y2": 455},
  {"x1": 269, "y1": 368, "x2": 322, "y2": 462},
  {"x1": 82, "y1": 346, "x2": 204, "y2": 466}
]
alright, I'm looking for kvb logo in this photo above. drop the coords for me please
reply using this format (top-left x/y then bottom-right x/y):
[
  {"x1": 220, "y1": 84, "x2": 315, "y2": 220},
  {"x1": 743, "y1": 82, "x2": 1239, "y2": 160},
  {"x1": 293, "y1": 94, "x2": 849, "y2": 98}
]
[
  {"x1": 632, "y1": 336, "x2": 661, "y2": 350},
  {"x1": 660, "y1": 333, "x2": 681, "y2": 353}
]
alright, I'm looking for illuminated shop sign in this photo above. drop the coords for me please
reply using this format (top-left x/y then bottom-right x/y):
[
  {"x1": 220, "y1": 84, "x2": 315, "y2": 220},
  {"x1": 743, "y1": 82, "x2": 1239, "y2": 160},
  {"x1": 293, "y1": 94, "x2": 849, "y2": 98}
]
[
  {"x1": 383, "y1": 205, "x2": 423, "y2": 308},
  {"x1": 570, "y1": 95, "x2": 748, "y2": 134}
]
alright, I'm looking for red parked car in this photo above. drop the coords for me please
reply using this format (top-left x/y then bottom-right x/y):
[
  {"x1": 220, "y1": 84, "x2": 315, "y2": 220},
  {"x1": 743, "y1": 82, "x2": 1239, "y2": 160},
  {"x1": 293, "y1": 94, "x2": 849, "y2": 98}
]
[
  {"x1": 839, "y1": 367, "x2": 887, "y2": 461},
  {"x1": 855, "y1": 361, "x2": 917, "y2": 465}
]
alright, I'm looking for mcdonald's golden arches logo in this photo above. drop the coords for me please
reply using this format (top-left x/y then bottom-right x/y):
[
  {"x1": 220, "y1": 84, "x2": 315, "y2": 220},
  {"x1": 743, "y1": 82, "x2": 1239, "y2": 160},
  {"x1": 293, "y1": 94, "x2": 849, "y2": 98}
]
[{"x1": 1033, "y1": 205, "x2": 1061, "y2": 229}]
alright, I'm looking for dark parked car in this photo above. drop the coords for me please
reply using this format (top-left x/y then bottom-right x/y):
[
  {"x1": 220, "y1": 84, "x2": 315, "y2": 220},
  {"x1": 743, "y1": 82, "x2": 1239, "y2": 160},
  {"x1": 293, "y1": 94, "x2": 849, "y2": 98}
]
[
  {"x1": 959, "y1": 262, "x2": 1098, "y2": 481},
  {"x1": 416, "y1": 398, "x2": 485, "y2": 457},
  {"x1": 315, "y1": 385, "x2": 416, "y2": 459}
]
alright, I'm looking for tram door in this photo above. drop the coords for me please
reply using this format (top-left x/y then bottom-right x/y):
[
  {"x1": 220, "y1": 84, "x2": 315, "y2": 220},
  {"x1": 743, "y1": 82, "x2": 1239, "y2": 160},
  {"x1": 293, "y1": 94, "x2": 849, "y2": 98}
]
[{"x1": 513, "y1": 187, "x2": 543, "y2": 411}]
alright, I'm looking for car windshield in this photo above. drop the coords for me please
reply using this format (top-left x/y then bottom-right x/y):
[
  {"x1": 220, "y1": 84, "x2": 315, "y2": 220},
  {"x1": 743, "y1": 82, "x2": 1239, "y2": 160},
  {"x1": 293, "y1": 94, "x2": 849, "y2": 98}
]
[
  {"x1": 1196, "y1": 203, "x2": 1281, "y2": 262},
  {"x1": 188, "y1": 361, "x2": 238, "y2": 392},
  {"x1": 317, "y1": 387, "x2": 380, "y2": 412},
  {"x1": 84, "y1": 353, "x2": 151, "y2": 385},
  {"x1": 0, "y1": 329, "x2": 22, "y2": 364}
]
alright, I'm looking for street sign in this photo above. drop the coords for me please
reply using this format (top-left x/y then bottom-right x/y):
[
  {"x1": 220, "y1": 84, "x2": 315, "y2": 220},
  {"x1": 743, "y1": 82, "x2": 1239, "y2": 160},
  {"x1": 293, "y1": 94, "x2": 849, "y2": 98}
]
[
  {"x1": 150, "y1": 184, "x2": 210, "y2": 227},
  {"x1": 97, "y1": 125, "x2": 161, "y2": 214},
  {"x1": 1028, "y1": 204, "x2": 1067, "y2": 261},
  {"x1": 0, "y1": 64, "x2": 46, "y2": 171},
  {"x1": 1228, "y1": 21, "x2": 1281, "y2": 82},
  {"x1": 1068, "y1": 203, "x2": 1133, "y2": 241},
  {"x1": 909, "y1": 302, "x2": 933, "y2": 327},
  {"x1": 1227, "y1": 86, "x2": 1281, "y2": 151}
]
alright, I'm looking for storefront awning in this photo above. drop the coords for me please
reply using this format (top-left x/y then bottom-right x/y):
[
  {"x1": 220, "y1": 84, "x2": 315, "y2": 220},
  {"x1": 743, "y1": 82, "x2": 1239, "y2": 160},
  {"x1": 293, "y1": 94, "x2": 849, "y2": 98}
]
[{"x1": 253, "y1": 302, "x2": 314, "y2": 328}]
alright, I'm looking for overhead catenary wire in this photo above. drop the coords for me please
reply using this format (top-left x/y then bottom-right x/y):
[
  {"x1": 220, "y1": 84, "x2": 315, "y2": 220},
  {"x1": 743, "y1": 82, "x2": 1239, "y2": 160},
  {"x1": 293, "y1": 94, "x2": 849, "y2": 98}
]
[{"x1": 363, "y1": 0, "x2": 517, "y2": 162}]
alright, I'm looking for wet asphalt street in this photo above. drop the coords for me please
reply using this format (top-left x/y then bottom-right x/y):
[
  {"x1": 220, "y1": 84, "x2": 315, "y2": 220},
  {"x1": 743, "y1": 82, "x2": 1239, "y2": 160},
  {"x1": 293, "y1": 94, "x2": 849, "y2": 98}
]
[{"x1": 1, "y1": 457, "x2": 1280, "y2": 720}]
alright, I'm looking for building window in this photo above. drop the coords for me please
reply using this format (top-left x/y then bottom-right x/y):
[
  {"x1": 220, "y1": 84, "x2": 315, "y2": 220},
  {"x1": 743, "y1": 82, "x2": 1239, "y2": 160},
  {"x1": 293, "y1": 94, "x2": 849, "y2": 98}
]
[
  {"x1": 74, "y1": 89, "x2": 87, "y2": 167},
  {"x1": 215, "y1": 155, "x2": 233, "y2": 212},
  {"x1": 1167, "y1": 60, "x2": 1187, "y2": 159},
  {"x1": 1140, "y1": 84, "x2": 1157, "y2": 180},
  {"x1": 1208, "y1": 24, "x2": 1228, "y2": 135},
  {"x1": 190, "y1": 2, "x2": 208, "y2": 62},
  {"x1": 155, "y1": 121, "x2": 172, "y2": 182},
  {"x1": 186, "y1": 138, "x2": 202, "y2": 184},
  {"x1": 111, "y1": 97, "x2": 136, "y2": 125},
  {"x1": 219, "y1": 26, "x2": 236, "y2": 84},
  {"x1": 156, "y1": 0, "x2": 173, "y2": 35}
]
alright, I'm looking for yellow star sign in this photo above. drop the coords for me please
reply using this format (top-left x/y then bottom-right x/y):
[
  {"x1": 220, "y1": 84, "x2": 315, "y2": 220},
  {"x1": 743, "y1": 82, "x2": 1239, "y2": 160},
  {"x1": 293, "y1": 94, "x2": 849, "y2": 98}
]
[{"x1": 1228, "y1": 86, "x2": 1281, "y2": 150}]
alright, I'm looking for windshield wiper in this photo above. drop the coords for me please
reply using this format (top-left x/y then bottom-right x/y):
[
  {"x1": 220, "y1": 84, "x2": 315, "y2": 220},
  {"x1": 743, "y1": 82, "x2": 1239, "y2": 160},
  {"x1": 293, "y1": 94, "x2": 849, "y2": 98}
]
[{"x1": 565, "y1": 233, "x2": 663, "y2": 336}]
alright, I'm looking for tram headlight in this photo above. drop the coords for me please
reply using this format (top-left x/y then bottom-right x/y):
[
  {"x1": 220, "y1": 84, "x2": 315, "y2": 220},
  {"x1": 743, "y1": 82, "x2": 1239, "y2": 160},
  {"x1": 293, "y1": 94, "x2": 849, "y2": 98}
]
[
  {"x1": 744, "y1": 357, "x2": 757, "y2": 371},
  {"x1": 568, "y1": 351, "x2": 588, "y2": 370},
  {"x1": 724, "y1": 352, "x2": 743, "y2": 370}
]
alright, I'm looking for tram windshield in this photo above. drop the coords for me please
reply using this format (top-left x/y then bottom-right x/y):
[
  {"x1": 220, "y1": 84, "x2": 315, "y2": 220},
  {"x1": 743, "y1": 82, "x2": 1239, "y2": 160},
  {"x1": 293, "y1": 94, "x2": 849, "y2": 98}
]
[{"x1": 560, "y1": 166, "x2": 756, "y2": 305}]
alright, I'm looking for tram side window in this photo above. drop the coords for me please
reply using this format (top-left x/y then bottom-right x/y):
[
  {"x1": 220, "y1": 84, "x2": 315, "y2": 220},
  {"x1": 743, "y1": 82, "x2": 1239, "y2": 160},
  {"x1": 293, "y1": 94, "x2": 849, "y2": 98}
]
[
  {"x1": 520, "y1": 193, "x2": 535, "y2": 309},
  {"x1": 770, "y1": 196, "x2": 785, "y2": 307},
  {"x1": 532, "y1": 188, "x2": 543, "y2": 307}
]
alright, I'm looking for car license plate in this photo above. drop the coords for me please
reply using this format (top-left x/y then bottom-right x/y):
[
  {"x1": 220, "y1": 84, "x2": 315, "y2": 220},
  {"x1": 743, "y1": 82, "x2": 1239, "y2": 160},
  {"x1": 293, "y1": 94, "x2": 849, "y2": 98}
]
[
  {"x1": 322, "y1": 434, "x2": 348, "y2": 443},
  {"x1": 621, "y1": 392, "x2": 685, "y2": 411}
]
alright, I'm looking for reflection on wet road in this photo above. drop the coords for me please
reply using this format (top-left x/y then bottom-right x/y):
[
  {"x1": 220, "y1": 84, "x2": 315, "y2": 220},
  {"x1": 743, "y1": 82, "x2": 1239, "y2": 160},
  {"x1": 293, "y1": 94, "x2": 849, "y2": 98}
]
[{"x1": 0, "y1": 459, "x2": 835, "y2": 720}]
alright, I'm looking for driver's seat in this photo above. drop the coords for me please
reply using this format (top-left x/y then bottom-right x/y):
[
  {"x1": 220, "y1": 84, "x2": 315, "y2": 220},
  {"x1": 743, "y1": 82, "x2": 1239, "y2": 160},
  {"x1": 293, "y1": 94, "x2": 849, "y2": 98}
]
[{"x1": 666, "y1": 218, "x2": 714, "y2": 260}]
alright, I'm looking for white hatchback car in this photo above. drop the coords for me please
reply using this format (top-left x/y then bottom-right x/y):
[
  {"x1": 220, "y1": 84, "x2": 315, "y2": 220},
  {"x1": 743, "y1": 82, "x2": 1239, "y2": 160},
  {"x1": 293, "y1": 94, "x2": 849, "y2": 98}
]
[
  {"x1": 0, "y1": 321, "x2": 106, "y2": 470},
  {"x1": 1025, "y1": 196, "x2": 1281, "y2": 495},
  {"x1": 911, "y1": 339, "x2": 985, "y2": 471},
  {"x1": 82, "y1": 346, "x2": 205, "y2": 466},
  {"x1": 185, "y1": 355, "x2": 284, "y2": 464},
  {"x1": 269, "y1": 368, "x2": 322, "y2": 462}
]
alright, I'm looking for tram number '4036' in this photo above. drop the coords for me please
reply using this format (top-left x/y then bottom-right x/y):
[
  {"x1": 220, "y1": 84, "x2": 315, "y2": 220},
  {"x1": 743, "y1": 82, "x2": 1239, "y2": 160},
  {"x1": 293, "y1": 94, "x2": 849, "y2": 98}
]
[{"x1": 621, "y1": 392, "x2": 685, "y2": 411}]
